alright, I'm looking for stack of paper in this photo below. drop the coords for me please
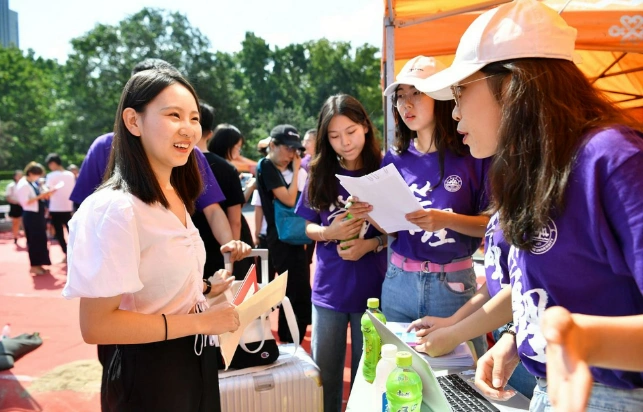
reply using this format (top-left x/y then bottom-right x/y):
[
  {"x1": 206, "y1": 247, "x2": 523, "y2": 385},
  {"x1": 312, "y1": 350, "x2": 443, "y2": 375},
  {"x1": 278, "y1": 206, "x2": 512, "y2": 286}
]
[
  {"x1": 336, "y1": 164, "x2": 423, "y2": 233},
  {"x1": 421, "y1": 343, "x2": 474, "y2": 368},
  {"x1": 385, "y1": 321, "x2": 475, "y2": 368}
]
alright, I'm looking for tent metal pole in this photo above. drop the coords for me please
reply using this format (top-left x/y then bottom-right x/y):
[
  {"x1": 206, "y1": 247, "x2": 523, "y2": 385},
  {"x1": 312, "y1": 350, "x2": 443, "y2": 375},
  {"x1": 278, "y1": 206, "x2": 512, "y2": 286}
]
[
  {"x1": 384, "y1": 0, "x2": 396, "y2": 152},
  {"x1": 590, "y1": 52, "x2": 626, "y2": 84},
  {"x1": 395, "y1": 0, "x2": 509, "y2": 28}
]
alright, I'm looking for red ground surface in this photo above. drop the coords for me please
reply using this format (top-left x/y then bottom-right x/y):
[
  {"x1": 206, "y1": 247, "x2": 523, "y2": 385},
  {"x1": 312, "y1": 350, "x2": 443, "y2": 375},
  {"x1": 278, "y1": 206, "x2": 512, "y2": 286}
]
[{"x1": 0, "y1": 219, "x2": 353, "y2": 411}]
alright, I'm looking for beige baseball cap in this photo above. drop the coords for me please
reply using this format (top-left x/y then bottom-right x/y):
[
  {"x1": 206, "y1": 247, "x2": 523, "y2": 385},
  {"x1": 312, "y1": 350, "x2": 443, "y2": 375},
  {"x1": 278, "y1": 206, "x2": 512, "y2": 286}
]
[
  {"x1": 383, "y1": 55, "x2": 446, "y2": 96},
  {"x1": 417, "y1": 0, "x2": 578, "y2": 100}
]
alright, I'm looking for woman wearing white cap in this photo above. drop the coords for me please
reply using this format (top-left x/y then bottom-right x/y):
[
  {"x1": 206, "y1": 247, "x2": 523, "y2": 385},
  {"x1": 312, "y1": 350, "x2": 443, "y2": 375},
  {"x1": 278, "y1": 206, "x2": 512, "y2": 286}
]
[
  {"x1": 418, "y1": 0, "x2": 643, "y2": 410},
  {"x1": 350, "y1": 55, "x2": 492, "y2": 358}
]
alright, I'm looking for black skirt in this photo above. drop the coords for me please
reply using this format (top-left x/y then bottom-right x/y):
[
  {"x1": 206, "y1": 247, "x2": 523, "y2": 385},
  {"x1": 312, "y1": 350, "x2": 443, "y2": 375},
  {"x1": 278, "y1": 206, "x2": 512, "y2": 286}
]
[
  {"x1": 105, "y1": 335, "x2": 221, "y2": 412},
  {"x1": 9, "y1": 203, "x2": 23, "y2": 218}
]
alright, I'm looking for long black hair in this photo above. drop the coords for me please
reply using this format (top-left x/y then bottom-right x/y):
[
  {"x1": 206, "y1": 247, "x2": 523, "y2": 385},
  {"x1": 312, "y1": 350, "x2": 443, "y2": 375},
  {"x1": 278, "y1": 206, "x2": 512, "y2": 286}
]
[
  {"x1": 209, "y1": 124, "x2": 244, "y2": 161},
  {"x1": 307, "y1": 94, "x2": 382, "y2": 211},
  {"x1": 483, "y1": 58, "x2": 641, "y2": 249},
  {"x1": 101, "y1": 69, "x2": 202, "y2": 214}
]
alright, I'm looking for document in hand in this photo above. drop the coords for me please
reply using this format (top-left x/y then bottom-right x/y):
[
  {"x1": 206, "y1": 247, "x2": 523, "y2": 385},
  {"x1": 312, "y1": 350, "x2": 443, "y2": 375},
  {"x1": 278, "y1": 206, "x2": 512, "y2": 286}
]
[
  {"x1": 218, "y1": 271, "x2": 288, "y2": 370},
  {"x1": 336, "y1": 164, "x2": 423, "y2": 233}
]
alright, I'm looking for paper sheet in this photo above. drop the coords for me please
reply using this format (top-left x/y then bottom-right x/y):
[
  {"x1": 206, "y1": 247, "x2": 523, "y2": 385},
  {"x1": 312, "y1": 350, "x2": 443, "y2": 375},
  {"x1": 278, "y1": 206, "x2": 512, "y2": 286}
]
[
  {"x1": 337, "y1": 163, "x2": 423, "y2": 233},
  {"x1": 218, "y1": 271, "x2": 289, "y2": 370}
]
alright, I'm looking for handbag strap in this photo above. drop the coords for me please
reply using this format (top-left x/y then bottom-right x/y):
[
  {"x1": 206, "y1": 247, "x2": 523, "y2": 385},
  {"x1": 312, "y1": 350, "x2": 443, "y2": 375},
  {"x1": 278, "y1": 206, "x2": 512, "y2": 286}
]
[
  {"x1": 239, "y1": 314, "x2": 269, "y2": 354},
  {"x1": 280, "y1": 296, "x2": 300, "y2": 354}
]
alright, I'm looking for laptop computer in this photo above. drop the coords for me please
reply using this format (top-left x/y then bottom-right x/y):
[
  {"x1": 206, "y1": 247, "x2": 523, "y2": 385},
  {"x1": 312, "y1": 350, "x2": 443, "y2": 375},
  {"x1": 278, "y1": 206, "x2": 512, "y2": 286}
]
[{"x1": 367, "y1": 311, "x2": 531, "y2": 412}]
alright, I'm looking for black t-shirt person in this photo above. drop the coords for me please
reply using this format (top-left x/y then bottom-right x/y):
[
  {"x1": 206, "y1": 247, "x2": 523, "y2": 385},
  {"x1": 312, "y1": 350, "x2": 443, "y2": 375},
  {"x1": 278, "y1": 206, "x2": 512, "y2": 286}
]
[{"x1": 192, "y1": 152, "x2": 253, "y2": 280}]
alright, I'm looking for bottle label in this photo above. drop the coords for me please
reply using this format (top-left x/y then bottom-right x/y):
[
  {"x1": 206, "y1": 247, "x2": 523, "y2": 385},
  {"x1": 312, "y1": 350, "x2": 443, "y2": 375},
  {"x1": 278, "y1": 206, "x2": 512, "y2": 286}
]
[{"x1": 382, "y1": 392, "x2": 388, "y2": 412}]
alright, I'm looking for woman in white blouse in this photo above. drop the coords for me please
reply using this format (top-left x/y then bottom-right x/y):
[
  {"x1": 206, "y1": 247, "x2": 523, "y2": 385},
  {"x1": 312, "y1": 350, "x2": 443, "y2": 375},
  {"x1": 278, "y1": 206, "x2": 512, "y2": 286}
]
[
  {"x1": 62, "y1": 69, "x2": 240, "y2": 412},
  {"x1": 14, "y1": 162, "x2": 54, "y2": 275}
]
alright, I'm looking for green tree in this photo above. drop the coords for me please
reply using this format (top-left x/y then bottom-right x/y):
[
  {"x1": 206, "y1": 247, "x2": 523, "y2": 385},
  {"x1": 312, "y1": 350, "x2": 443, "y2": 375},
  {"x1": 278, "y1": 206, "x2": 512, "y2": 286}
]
[
  {"x1": 0, "y1": 47, "x2": 59, "y2": 169},
  {"x1": 61, "y1": 8, "x2": 246, "y2": 158}
]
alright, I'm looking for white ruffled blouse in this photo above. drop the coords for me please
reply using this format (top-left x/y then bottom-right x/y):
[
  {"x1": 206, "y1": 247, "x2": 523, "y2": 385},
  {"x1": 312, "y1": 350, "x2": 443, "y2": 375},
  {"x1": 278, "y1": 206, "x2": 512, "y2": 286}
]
[{"x1": 62, "y1": 188, "x2": 207, "y2": 317}]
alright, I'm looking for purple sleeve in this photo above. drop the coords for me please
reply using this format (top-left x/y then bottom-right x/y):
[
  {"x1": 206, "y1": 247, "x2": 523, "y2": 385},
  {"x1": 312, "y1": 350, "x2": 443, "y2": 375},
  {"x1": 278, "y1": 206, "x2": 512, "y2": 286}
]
[
  {"x1": 70, "y1": 133, "x2": 113, "y2": 205},
  {"x1": 294, "y1": 181, "x2": 322, "y2": 224},
  {"x1": 194, "y1": 148, "x2": 225, "y2": 212},
  {"x1": 381, "y1": 150, "x2": 394, "y2": 168},
  {"x1": 601, "y1": 151, "x2": 643, "y2": 291}
]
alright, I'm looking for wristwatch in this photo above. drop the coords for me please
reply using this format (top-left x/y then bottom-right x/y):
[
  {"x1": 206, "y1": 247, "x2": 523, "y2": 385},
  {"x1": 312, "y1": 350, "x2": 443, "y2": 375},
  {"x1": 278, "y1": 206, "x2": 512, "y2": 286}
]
[
  {"x1": 373, "y1": 235, "x2": 385, "y2": 253},
  {"x1": 203, "y1": 278, "x2": 212, "y2": 296}
]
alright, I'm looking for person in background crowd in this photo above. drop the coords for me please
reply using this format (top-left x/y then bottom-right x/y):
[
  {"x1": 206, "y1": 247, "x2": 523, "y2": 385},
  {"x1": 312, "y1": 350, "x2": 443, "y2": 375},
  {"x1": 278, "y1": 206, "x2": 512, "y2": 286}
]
[
  {"x1": 255, "y1": 124, "x2": 311, "y2": 344},
  {"x1": 5, "y1": 170, "x2": 24, "y2": 244},
  {"x1": 67, "y1": 164, "x2": 79, "y2": 179},
  {"x1": 45, "y1": 153, "x2": 76, "y2": 263},
  {"x1": 193, "y1": 108, "x2": 253, "y2": 280},
  {"x1": 300, "y1": 128, "x2": 318, "y2": 265},
  {"x1": 349, "y1": 55, "x2": 491, "y2": 358},
  {"x1": 14, "y1": 162, "x2": 54, "y2": 275},
  {"x1": 300, "y1": 128, "x2": 317, "y2": 172},
  {"x1": 418, "y1": 0, "x2": 643, "y2": 409},
  {"x1": 296, "y1": 94, "x2": 387, "y2": 412},
  {"x1": 63, "y1": 68, "x2": 239, "y2": 412}
]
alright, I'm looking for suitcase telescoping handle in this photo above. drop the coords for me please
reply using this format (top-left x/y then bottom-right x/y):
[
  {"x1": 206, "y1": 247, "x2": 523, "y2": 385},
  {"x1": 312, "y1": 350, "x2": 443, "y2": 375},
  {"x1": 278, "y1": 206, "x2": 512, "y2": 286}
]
[{"x1": 223, "y1": 249, "x2": 270, "y2": 287}]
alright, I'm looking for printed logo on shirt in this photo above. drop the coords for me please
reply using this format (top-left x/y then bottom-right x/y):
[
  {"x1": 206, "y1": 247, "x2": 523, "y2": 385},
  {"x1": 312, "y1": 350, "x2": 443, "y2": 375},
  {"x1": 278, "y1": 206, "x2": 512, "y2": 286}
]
[
  {"x1": 509, "y1": 246, "x2": 548, "y2": 364},
  {"x1": 327, "y1": 195, "x2": 369, "y2": 239},
  {"x1": 484, "y1": 213, "x2": 508, "y2": 287},
  {"x1": 443, "y1": 175, "x2": 462, "y2": 192},
  {"x1": 530, "y1": 218, "x2": 558, "y2": 255},
  {"x1": 408, "y1": 180, "x2": 456, "y2": 247}
]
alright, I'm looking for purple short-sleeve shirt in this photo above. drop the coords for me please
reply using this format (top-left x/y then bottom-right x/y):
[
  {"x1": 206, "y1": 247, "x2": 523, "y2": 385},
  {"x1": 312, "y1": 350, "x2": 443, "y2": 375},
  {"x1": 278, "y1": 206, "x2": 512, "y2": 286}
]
[
  {"x1": 504, "y1": 127, "x2": 643, "y2": 389},
  {"x1": 295, "y1": 168, "x2": 387, "y2": 313},
  {"x1": 70, "y1": 132, "x2": 224, "y2": 209},
  {"x1": 381, "y1": 144, "x2": 490, "y2": 263}
]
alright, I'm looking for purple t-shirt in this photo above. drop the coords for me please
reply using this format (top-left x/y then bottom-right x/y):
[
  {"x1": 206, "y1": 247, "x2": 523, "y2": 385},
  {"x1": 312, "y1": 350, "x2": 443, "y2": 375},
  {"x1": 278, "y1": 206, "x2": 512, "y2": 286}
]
[
  {"x1": 295, "y1": 168, "x2": 387, "y2": 313},
  {"x1": 504, "y1": 127, "x2": 643, "y2": 389},
  {"x1": 70, "y1": 132, "x2": 224, "y2": 210},
  {"x1": 300, "y1": 154, "x2": 312, "y2": 172},
  {"x1": 484, "y1": 212, "x2": 510, "y2": 298},
  {"x1": 381, "y1": 144, "x2": 490, "y2": 263}
]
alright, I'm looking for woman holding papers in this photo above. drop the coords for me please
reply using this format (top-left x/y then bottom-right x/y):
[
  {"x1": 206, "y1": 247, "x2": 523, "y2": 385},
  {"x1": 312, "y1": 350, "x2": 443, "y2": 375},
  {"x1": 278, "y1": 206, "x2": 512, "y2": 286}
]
[
  {"x1": 416, "y1": 0, "x2": 643, "y2": 410},
  {"x1": 62, "y1": 69, "x2": 240, "y2": 412},
  {"x1": 295, "y1": 94, "x2": 387, "y2": 412},
  {"x1": 352, "y1": 55, "x2": 491, "y2": 358}
]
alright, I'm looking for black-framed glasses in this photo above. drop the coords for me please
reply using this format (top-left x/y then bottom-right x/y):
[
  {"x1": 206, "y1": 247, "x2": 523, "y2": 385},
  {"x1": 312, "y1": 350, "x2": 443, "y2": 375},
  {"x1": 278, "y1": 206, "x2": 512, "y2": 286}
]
[
  {"x1": 393, "y1": 90, "x2": 425, "y2": 109},
  {"x1": 450, "y1": 74, "x2": 500, "y2": 106}
]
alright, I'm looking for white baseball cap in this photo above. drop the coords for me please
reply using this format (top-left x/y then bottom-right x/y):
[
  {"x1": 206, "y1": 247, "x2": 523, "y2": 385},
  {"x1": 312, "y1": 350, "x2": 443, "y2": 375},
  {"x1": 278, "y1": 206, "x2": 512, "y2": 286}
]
[
  {"x1": 417, "y1": 0, "x2": 578, "y2": 100},
  {"x1": 383, "y1": 55, "x2": 446, "y2": 96}
]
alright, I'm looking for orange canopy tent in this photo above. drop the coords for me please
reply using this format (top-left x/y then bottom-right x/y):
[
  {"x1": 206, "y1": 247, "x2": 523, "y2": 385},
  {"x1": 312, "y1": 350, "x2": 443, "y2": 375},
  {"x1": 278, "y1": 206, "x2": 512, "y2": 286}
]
[{"x1": 382, "y1": 0, "x2": 643, "y2": 143}]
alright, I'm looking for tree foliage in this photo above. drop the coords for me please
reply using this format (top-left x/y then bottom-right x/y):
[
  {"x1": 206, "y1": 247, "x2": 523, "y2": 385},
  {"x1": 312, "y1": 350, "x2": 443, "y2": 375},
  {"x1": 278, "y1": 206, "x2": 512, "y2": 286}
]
[{"x1": 0, "y1": 7, "x2": 382, "y2": 171}]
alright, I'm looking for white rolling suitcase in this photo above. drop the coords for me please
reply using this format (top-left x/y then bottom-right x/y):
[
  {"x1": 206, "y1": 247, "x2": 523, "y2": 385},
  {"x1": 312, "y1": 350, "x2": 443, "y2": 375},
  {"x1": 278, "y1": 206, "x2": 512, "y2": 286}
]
[
  {"x1": 219, "y1": 250, "x2": 324, "y2": 412},
  {"x1": 219, "y1": 344, "x2": 323, "y2": 412}
]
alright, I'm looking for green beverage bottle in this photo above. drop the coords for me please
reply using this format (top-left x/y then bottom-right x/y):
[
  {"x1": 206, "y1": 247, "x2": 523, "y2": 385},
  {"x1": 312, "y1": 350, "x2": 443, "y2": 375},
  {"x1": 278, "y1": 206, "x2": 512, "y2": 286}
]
[
  {"x1": 340, "y1": 202, "x2": 360, "y2": 250},
  {"x1": 386, "y1": 351, "x2": 423, "y2": 412},
  {"x1": 361, "y1": 297, "x2": 387, "y2": 383}
]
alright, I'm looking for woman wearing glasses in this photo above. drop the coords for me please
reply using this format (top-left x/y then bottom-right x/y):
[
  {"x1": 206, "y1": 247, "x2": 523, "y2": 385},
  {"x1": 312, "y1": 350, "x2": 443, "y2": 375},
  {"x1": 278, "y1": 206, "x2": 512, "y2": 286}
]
[
  {"x1": 352, "y1": 55, "x2": 491, "y2": 358},
  {"x1": 418, "y1": 0, "x2": 643, "y2": 410}
]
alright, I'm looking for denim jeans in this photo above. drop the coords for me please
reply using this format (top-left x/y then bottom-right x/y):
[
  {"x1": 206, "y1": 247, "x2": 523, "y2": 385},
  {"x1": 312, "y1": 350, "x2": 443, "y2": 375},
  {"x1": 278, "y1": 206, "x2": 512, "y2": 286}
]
[
  {"x1": 491, "y1": 328, "x2": 537, "y2": 399},
  {"x1": 381, "y1": 261, "x2": 487, "y2": 358},
  {"x1": 312, "y1": 304, "x2": 363, "y2": 412},
  {"x1": 531, "y1": 378, "x2": 643, "y2": 411}
]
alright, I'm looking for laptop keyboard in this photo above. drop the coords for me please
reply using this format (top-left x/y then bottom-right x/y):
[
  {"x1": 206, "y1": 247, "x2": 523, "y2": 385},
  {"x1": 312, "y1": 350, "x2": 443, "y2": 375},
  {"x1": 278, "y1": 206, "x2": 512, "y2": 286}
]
[{"x1": 437, "y1": 374, "x2": 500, "y2": 412}]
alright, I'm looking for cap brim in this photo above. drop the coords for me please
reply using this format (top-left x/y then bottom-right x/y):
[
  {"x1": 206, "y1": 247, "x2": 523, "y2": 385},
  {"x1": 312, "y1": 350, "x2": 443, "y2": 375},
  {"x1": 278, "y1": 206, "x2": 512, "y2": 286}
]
[
  {"x1": 416, "y1": 63, "x2": 485, "y2": 101},
  {"x1": 285, "y1": 142, "x2": 304, "y2": 150},
  {"x1": 383, "y1": 76, "x2": 426, "y2": 96}
]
